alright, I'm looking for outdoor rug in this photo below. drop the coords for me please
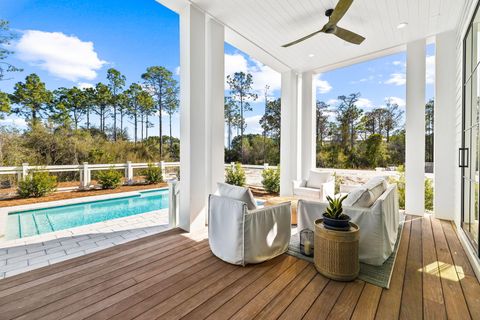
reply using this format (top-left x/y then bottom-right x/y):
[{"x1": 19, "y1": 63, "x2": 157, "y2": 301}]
[{"x1": 287, "y1": 217, "x2": 404, "y2": 289}]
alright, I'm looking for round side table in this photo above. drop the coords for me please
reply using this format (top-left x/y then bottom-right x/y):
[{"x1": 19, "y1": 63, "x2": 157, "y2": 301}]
[{"x1": 314, "y1": 218, "x2": 360, "y2": 281}]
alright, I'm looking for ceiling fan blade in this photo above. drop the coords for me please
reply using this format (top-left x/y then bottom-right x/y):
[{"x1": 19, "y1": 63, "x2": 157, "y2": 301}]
[
  {"x1": 329, "y1": 0, "x2": 354, "y2": 25},
  {"x1": 282, "y1": 28, "x2": 325, "y2": 47},
  {"x1": 333, "y1": 26, "x2": 365, "y2": 44}
]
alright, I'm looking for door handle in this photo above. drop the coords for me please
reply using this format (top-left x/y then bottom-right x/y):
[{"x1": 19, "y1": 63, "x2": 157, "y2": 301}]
[{"x1": 459, "y1": 148, "x2": 469, "y2": 168}]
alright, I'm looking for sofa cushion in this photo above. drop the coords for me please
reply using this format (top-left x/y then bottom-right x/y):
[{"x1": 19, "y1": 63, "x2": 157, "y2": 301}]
[
  {"x1": 217, "y1": 182, "x2": 257, "y2": 210},
  {"x1": 364, "y1": 177, "x2": 388, "y2": 201},
  {"x1": 343, "y1": 186, "x2": 374, "y2": 208},
  {"x1": 306, "y1": 171, "x2": 332, "y2": 189}
]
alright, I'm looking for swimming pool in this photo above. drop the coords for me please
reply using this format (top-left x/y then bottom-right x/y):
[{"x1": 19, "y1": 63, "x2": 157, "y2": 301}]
[{"x1": 5, "y1": 189, "x2": 169, "y2": 240}]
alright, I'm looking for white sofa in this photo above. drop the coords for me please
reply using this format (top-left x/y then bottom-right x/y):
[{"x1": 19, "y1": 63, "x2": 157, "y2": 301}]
[
  {"x1": 297, "y1": 179, "x2": 399, "y2": 266},
  {"x1": 208, "y1": 183, "x2": 291, "y2": 266},
  {"x1": 293, "y1": 170, "x2": 335, "y2": 201}
]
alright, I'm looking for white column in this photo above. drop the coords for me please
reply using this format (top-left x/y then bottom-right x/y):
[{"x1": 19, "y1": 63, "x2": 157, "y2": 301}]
[
  {"x1": 405, "y1": 39, "x2": 426, "y2": 215},
  {"x1": 205, "y1": 18, "x2": 225, "y2": 195},
  {"x1": 300, "y1": 71, "x2": 316, "y2": 180},
  {"x1": 179, "y1": 4, "x2": 207, "y2": 231},
  {"x1": 280, "y1": 70, "x2": 300, "y2": 196},
  {"x1": 434, "y1": 31, "x2": 457, "y2": 220}
]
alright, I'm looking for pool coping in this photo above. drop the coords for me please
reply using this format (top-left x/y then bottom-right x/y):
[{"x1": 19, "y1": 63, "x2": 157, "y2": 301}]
[{"x1": 0, "y1": 187, "x2": 168, "y2": 241}]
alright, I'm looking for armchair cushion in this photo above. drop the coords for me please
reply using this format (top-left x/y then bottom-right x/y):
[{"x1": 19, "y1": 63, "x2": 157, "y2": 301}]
[
  {"x1": 365, "y1": 177, "x2": 388, "y2": 199},
  {"x1": 293, "y1": 187, "x2": 322, "y2": 199},
  {"x1": 343, "y1": 186, "x2": 373, "y2": 208},
  {"x1": 306, "y1": 171, "x2": 332, "y2": 189},
  {"x1": 217, "y1": 182, "x2": 257, "y2": 210}
]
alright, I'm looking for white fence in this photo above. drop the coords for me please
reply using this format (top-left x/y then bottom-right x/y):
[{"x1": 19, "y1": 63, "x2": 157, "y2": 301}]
[
  {"x1": 0, "y1": 161, "x2": 414, "y2": 190},
  {"x1": 0, "y1": 162, "x2": 180, "y2": 189}
]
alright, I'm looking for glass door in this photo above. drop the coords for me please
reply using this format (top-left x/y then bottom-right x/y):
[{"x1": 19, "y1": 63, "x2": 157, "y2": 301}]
[{"x1": 462, "y1": 7, "x2": 480, "y2": 256}]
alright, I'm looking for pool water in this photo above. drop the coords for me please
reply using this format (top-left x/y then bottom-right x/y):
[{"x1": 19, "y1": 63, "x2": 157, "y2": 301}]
[{"x1": 6, "y1": 189, "x2": 169, "y2": 240}]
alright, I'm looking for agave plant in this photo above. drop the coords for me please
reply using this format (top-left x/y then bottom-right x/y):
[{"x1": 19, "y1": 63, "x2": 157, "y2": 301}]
[{"x1": 324, "y1": 194, "x2": 348, "y2": 220}]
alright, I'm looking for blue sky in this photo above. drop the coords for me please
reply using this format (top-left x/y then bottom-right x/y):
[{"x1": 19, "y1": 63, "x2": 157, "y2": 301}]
[{"x1": 0, "y1": 0, "x2": 434, "y2": 139}]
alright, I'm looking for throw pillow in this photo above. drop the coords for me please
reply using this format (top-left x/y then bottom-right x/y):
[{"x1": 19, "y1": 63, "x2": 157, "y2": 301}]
[{"x1": 216, "y1": 182, "x2": 257, "y2": 210}]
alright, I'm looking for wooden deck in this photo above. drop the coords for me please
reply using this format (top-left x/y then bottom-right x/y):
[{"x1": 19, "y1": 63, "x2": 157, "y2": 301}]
[{"x1": 0, "y1": 215, "x2": 479, "y2": 319}]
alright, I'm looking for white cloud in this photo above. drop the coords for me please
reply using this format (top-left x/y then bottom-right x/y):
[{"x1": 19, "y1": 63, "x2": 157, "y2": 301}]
[
  {"x1": 175, "y1": 66, "x2": 180, "y2": 76},
  {"x1": 392, "y1": 60, "x2": 404, "y2": 66},
  {"x1": 426, "y1": 55, "x2": 435, "y2": 84},
  {"x1": 356, "y1": 98, "x2": 373, "y2": 109},
  {"x1": 314, "y1": 74, "x2": 332, "y2": 94},
  {"x1": 244, "y1": 114, "x2": 263, "y2": 134},
  {"x1": 225, "y1": 53, "x2": 280, "y2": 101},
  {"x1": 77, "y1": 82, "x2": 94, "y2": 89},
  {"x1": 15, "y1": 30, "x2": 106, "y2": 82},
  {"x1": 385, "y1": 96, "x2": 406, "y2": 107},
  {"x1": 385, "y1": 73, "x2": 406, "y2": 86},
  {"x1": 0, "y1": 117, "x2": 27, "y2": 128},
  {"x1": 326, "y1": 98, "x2": 339, "y2": 105}
]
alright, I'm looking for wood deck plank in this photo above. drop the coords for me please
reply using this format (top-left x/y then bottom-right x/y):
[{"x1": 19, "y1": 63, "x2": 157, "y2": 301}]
[
  {"x1": 302, "y1": 280, "x2": 346, "y2": 320},
  {"x1": 44, "y1": 252, "x2": 217, "y2": 319},
  {"x1": 277, "y1": 274, "x2": 329, "y2": 320},
  {"x1": 252, "y1": 264, "x2": 317, "y2": 320},
  {"x1": 327, "y1": 280, "x2": 365, "y2": 319},
  {"x1": 351, "y1": 283, "x2": 382, "y2": 320},
  {"x1": 399, "y1": 215, "x2": 423, "y2": 320},
  {"x1": 0, "y1": 216, "x2": 478, "y2": 320},
  {"x1": 375, "y1": 215, "x2": 412, "y2": 319},
  {"x1": 38, "y1": 247, "x2": 216, "y2": 320},
  {"x1": 180, "y1": 256, "x2": 283, "y2": 320},
  {"x1": 441, "y1": 220, "x2": 480, "y2": 318},
  {"x1": 0, "y1": 238, "x2": 210, "y2": 317},
  {"x1": 204, "y1": 255, "x2": 298, "y2": 320},
  {"x1": 0, "y1": 231, "x2": 203, "y2": 303},
  {"x1": 0, "y1": 228, "x2": 185, "y2": 290},
  {"x1": 431, "y1": 218, "x2": 471, "y2": 320},
  {"x1": 229, "y1": 259, "x2": 309, "y2": 320},
  {"x1": 422, "y1": 216, "x2": 447, "y2": 319}
]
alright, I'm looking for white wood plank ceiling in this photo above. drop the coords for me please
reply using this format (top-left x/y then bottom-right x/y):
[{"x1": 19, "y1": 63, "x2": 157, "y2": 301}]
[{"x1": 189, "y1": 0, "x2": 465, "y2": 72}]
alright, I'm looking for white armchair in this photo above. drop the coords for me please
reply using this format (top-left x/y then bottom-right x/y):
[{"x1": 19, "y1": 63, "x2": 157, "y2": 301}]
[
  {"x1": 293, "y1": 170, "x2": 335, "y2": 202},
  {"x1": 208, "y1": 193, "x2": 291, "y2": 266}
]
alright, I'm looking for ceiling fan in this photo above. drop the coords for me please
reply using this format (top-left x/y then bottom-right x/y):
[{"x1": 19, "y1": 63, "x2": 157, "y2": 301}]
[{"x1": 282, "y1": 0, "x2": 365, "y2": 48}]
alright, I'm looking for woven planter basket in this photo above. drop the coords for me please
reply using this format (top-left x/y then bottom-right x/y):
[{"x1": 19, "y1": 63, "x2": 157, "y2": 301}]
[{"x1": 314, "y1": 218, "x2": 360, "y2": 281}]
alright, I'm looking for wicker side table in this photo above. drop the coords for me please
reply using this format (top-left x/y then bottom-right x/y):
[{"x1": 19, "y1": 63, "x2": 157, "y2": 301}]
[{"x1": 314, "y1": 218, "x2": 360, "y2": 281}]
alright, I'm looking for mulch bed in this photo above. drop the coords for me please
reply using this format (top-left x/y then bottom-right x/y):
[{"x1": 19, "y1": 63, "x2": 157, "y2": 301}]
[{"x1": 0, "y1": 183, "x2": 167, "y2": 207}]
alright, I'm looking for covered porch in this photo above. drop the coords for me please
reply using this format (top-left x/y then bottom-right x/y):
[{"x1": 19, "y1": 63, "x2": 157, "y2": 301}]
[
  {"x1": 1, "y1": 0, "x2": 480, "y2": 318},
  {"x1": 163, "y1": 0, "x2": 479, "y2": 278}
]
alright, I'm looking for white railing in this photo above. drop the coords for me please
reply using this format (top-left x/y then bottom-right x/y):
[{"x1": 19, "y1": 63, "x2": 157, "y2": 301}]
[{"x1": 0, "y1": 161, "x2": 181, "y2": 189}]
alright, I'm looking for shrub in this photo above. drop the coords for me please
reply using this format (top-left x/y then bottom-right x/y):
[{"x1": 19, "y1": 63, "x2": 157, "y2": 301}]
[
  {"x1": 389, "y1": 165, "x2": 405, "y2": 209},
  {"x1": 225, "y1": 163, "x2": 246, "y2": 186},
  {"x1": 388, "y1": 165, "x2": 434, "y2": 212},
  {"x1": 334, "y1": 172, "x2": 344, "y2": 194},
  {"x1": 262, "y1": 167, "x2": 280, "y2": 193},
  {"x1": 144, "y1": 163, "x2": 163, "y2": 184},
  {"x1": 18, "y1": 171, "x2": 57, "y2": 198},
  {"x1": 425, "y1": 178, "x2": 434, "y2": 211},
  {"x1": 97, "y1": 168, "x2": 123, "y2": 189}
]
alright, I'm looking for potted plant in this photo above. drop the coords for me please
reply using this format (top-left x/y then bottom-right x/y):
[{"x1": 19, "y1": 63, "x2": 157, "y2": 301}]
[{"x1": 322, "y1": 195, "x2": 350, "y2": 230}]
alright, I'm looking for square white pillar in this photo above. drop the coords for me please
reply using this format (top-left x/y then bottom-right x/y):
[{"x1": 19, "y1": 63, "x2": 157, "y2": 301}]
[
  {"x1": 405, "y1": 39, "x2": 426, "y2": 215},
  {"x1": 206, "y1": 18, "x2": 225, "y2": 195},
  {"x1": 280, "y1": 70, "x2": 300, "y2": 196},
  {"x1": 300, "y1": 71, "x2": 316, "y2": 180},
  {"x1": 434, "y1": 31, "x2": 457, "y2": 221},
  {"x1": 179, "y1": 4, "x2": 207, "y2": 231}
]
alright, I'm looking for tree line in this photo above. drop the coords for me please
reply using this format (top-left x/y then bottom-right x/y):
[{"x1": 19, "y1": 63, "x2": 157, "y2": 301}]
[{"x1": 222, "y1": 71, "x2": 430, "y2": 170}]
